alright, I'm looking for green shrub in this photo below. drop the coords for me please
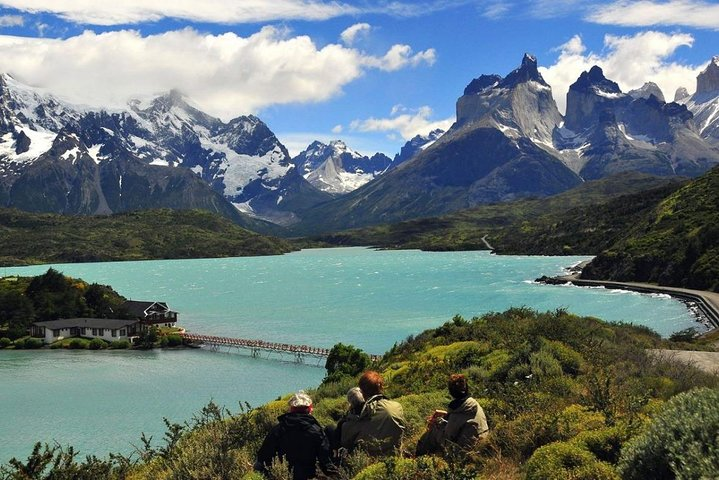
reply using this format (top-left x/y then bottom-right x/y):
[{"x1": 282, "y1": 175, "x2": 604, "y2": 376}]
[
  {"x1": 49, "y1": 342, "x2": 63, "y2": 349},
  {"x1": 109, "y1": 340, "x2": 131, "y2": 349},
  {"x1": 529, "y1": 349, "x2": 564, "y2": 380},
  {"x1": 555, "y1": 405, "x2": 605, "y2": 440},
  {"x1": 165, "y1": 334, "x2": 183, "y2": 347},
  {"x1": 540, "y1": 339, "x2": 584, "y2": 375},
  {"x1": 618, "y1": 387, "x2": 719, "y2": 480},
  {"x1": 354, "y1": 456, "x2": 451, "y2": 480},
  {"x1": 88, "y1": 338, "x2": 107, "y2": 350},
  {"x1": 68, "y1": 338, "x2": 87, "y2": 349},
  {"x1": 0, "y1": 337, "x2": 11, "y2": 348},
  {"x1": 22, "y1": 337, "x2": 44, "y2": 349},
  {"x1": 574, "y1": 423, "x2": 634, "y2": 464},
  {"x1": 159, "y1": 336, "x2": 169, "y2": 347},
  {"x1": 525, "y1": 441, "x2": 620, "y2": 480},
  {"x1": 324, "y1": 343, "x2": 371, "y2": 384}
]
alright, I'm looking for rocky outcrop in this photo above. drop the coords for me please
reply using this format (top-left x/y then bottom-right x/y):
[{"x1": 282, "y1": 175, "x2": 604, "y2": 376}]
[
  {"x1": 696, "y1": 56, "x2": 719, "y2": 95},
  {"x1": 628, "y1": 82, "x2": 665, "y2": 102}
]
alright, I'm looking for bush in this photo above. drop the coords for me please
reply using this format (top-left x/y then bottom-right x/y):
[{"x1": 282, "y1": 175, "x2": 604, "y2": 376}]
[
  {"x1": 22, "y1": 337, "x2": 44, "y2": 349},
  {"x1": 109, "y1": 340, "x2": 131, "y2": 350},
  {"x1": 0, "y1": 337, "x2": 11, "y2": 348},
  {"x1": 574, "y1": 423, "x2": 634, "y2": 464},
  {"x1": 88, "y1": 338, "x2": 107, "y2": 350},
  {"x1": 525, "y1": 442, "x2": 620, "y2": 480},
  {"x1": 68, "y1": 338, "x2": 87, "y2": 349},
  {"x1": 165, "y1": 334, "x2": 183, "y2": 347},
  {"x1": 618, "y1": 387, "x2": 719, "y2": 479},
  {"x1": 354, "y1": 456, "x2": 452, "y2": 480},
  {"x1": 324, "y1": 343, "x2": 371, "y2": 383}
]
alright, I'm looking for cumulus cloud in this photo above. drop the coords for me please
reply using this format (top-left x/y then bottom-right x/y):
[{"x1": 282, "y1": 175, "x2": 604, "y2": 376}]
[
  {"x1": 0, "y1": 27, "x2": 436, "y2": 120},
  {"x1": 540, "y1": 31, "x2": 702, "y2": 113},
  {"x1": 340, "y1": 23, "x2": 371, "y2": 45},
  {"x1": 350, "y1": 105, "x2": 454, "y2": 140},
  {"x1": 0, "y1": 14, "x2": 23, "y2": 27},
  {"x1": 364, "y1": 44, "x2": 437, "y2": 71},
  {"x1": 588, "y1": 0, "x2": 719, "y2": 30}
]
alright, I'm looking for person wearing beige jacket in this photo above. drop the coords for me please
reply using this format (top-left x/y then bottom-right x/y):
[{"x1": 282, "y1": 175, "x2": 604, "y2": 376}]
[{"x1": 416, "y1": 374, "x2": 489, "y2": 456}]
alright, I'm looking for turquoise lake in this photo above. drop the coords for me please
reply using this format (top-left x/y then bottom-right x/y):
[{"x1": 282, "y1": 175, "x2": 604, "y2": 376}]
[{"x1": 0, "y1": 248, "x2": 703, "y2": 463}]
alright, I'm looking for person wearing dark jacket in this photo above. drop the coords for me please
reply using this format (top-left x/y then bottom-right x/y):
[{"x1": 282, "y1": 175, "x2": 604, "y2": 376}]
[
  {"x1": 416, "y1": 374, "x2": 489, "y2": 456},
  {"x1": 255, "y1": 390, "x2": 335, "y2": 480}
]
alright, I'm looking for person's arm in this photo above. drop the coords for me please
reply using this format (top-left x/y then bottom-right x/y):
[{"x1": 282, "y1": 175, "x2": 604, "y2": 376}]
[
  {"x1": 254, "y1": 427, "x2": 279, "y2": 473},
  {"x1": 317, "y1": 427, "x2": 338, "y2": 476}
]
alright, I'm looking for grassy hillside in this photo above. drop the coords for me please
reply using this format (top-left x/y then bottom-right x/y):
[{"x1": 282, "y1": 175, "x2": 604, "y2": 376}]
[
  {"x1": 307, "y1": 173, "x2": 684, "y2": 254},
  {"x1": 7, "y1": 309, "x2": 716, "y2": 479},
  {"x1": 582, "y1": 165, "x2": 719, "y2": 291},
  {"x1": 0, "y1": 208, "x2": 297, "y2": 266}
]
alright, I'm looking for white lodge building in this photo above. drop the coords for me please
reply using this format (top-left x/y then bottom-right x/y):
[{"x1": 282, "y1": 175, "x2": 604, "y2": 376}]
[{"x1": 31, "y1": 318, "x2": 141, "y2": 344}]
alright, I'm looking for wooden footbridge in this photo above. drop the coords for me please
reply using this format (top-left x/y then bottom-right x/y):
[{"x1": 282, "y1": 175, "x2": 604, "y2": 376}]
[{"x1": 180, "y1": 332, "x2": 380, "y2": 366}]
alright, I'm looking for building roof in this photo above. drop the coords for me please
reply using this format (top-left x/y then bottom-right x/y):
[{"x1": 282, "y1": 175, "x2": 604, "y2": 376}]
[
  {"x1": 120, "y1": 300, "x2": 173, "y2": 317},
  {"x1": 33, "y1": 318, "x2": 139, "y2": 330}
]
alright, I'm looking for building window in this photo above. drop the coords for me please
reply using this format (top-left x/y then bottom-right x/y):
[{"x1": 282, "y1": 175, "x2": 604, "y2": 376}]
[
  {"x1": 119, "y1": 329, "x2": 126, "y2": 336},
  {"x1": 92, "y1": 328, "x2": 98, "y2": 336},
  {"x1": 112, "y1": 329, "x2": 117, "y2": 337},
  {"x1": 98, "y1": 328, "x2": 105, "y2": 336},
  {"x1": 53, "y1": 329, "x2": 60, "y2": 337}
]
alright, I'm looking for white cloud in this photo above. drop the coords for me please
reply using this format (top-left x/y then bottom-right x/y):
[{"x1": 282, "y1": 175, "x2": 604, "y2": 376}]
[
  {"x1": 363, "y1": 44, "x2": 436, "y2": 71},
  {"x1": 540, "y1": 31, "x2": 702, "y2": 113},
  {"x1": 0, "y1": 0, "x2": 469, "y2": 26},
  {"x1": 481, "y1": 2, "x2": 512, "y2": 19},
  {"x1": 350, "y1": 105, "x2": 454, "y2": 140},
  {"x1": 340, "y1": 23, "x2": 371, "y2": 46},
  {"x1": 331, "y1": 124, "x2": 343, "y2": 133},
  {"x1": 0, "y1": 14, "x2": 23, "y2": 27},
  {"x1": 0, "y1": 0, "x2": 358, "y2": 25},
  {"x1": 0, "y1": 27, "x2": 436, "y2": 120},
  {"x1": 588, "y1": 0, "x2": 719, "y2": 30}
]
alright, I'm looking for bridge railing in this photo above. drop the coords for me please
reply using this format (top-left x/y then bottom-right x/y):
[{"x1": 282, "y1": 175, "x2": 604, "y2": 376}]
[{"x1": 180, "y1": 332, "x2": 381, "y2": 363}]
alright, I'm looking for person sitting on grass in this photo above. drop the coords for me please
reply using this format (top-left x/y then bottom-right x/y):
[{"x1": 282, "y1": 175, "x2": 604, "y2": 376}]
[
  {"x1": 341, "y1": 370, "x2": 406, "y2": 455},
  {"x1": 255, "y1": 390, "x2": 336, "y2": 480},
  {"x1": 416, "y1": 374, "x2": 489, "y2": 456}
]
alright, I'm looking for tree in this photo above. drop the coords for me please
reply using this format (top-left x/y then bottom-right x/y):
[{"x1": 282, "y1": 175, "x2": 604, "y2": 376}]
[
  {"x1": 0, "y1": 290, "x2": 35, "y2": 339},
  {"x1": 324, "y1": 343, "x2": 371, "y2": 383}
]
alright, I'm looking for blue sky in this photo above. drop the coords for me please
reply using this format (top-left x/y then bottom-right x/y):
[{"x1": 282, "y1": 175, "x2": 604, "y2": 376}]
[{"x1": 0, "y1": 1, "x2": 717, "y2": 156}]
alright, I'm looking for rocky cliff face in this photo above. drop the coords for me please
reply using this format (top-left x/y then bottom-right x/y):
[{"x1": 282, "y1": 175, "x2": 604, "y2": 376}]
[
  {"x1": 456, "y1": 54, "x2": 562, "y2": 144},
  {"x1": 685, "y1": 57, "x2": 719, "y2": 145},
  {"x1": 556, "y1": 66, "x2": 719, "y2": 179}
]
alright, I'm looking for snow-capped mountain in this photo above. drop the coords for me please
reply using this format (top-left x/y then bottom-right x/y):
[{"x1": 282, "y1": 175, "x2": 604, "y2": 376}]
[
  {"x1": 0, "y1": 74, "x2": 334, "y2": 226},
  {"x1": 391, "y1": 129, "x2": 444, "y2": 169},
  {"x1": 684, "y1": 57, "x2": 719, "y2": 145},
  {"x1": 290, "y1": 54, "x2": 719, "y2": 234},
  {"x1": 292, "y1": 140, "x2": 391, "y2": 194},
  {"x1": 556, "y1": 65, "x2": 719, "y2": 179}
]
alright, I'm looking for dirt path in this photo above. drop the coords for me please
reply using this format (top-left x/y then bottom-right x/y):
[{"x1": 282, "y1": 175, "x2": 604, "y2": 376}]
[{"x1": 649, "y1": 349, "x2": 719, "y2": 375}]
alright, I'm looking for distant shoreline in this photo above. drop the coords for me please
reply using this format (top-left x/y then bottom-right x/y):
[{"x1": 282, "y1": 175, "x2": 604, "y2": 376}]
[{"x1": 537, "y1": 267, "x2": 719, "y2": 335}]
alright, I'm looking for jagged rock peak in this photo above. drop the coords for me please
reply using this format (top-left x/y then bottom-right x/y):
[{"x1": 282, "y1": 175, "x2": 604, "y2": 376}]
[
  {"x1": 571, "y1": 66, "x2": 622, "y2": 96},
  {"x1": 696, "y1": 56, "x2": 719, "y2": 95},
  {"x1": 674, "y1": 87, "x2": 690, "y2": 103},
  {"x1": 628, "y1": 82, "x2": 665, "y2": 103},
  {"x1": 464, "y1": 74, "x2": 502, "y2": 95},
  {"x1": 499, "y1": 53, "x2": 547, "y2": 88}
]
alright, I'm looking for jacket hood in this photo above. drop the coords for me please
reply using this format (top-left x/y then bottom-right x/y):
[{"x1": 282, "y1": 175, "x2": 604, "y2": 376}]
[
  {"x1": 277, "y1": 412, "x2": 320, "y2": 431},
  {"x1": 448, "y1": 396, "x2": 479, "y2": 415}
]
